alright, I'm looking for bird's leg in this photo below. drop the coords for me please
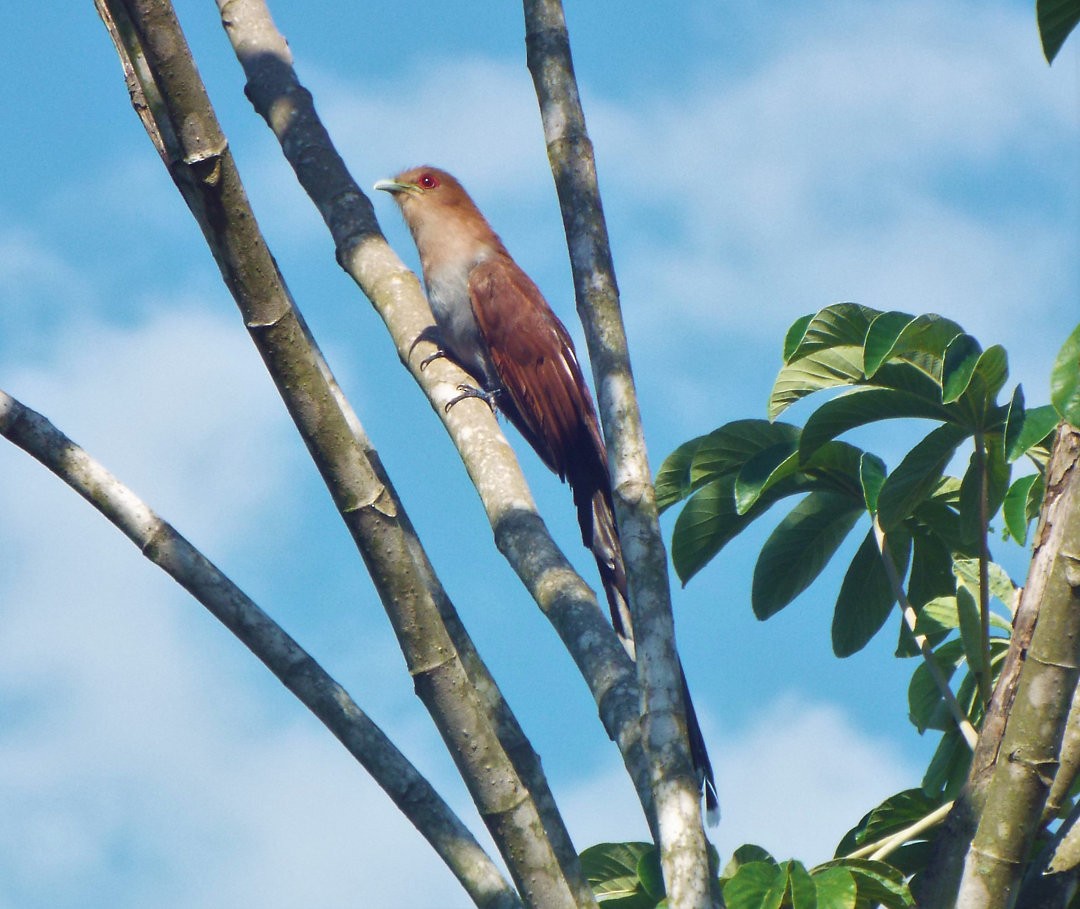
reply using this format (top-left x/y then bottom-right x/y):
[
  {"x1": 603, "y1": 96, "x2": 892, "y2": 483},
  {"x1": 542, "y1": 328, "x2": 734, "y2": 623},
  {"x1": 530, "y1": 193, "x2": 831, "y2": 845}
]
[{"x1": 445, "y1": 384, "x2": 502, "y2": 414}]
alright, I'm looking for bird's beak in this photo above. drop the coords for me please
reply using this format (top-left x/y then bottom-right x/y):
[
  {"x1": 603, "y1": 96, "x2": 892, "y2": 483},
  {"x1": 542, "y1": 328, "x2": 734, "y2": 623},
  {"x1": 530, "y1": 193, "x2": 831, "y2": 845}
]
[{"x1": 373, "y1": 178, "x2": 412, "y2": 195}]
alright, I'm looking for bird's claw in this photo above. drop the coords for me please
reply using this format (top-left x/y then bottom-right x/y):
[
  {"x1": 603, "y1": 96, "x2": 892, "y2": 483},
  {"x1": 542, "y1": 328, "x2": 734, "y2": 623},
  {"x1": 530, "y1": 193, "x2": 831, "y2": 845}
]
[
  {"x1": 419, "y1": 349, "x2": 447, "y2": 371},
  {"x1": 445, "y1": 384, "x2": 500, "y2": 414}
]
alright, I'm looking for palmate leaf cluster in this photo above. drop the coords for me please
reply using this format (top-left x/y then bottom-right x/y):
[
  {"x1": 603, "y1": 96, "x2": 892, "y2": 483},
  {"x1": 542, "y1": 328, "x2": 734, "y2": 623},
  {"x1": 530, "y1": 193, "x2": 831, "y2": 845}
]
[
  {"x1": 576, "y1": 306, "x2": 1077, "y2": 907},
  {"x1": 656, "y1": 304, "x2": 1057, "y2": 657},
  {"x1": 580, "y1": 841, "x2": 913, "y2": 909}
]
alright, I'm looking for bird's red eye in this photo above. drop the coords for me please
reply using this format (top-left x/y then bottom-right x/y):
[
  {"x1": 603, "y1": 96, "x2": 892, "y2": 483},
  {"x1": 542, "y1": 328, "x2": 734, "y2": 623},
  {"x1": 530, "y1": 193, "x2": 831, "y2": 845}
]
[{"x1": 418, "y1": 173, "x2": 440, "y2": 189}]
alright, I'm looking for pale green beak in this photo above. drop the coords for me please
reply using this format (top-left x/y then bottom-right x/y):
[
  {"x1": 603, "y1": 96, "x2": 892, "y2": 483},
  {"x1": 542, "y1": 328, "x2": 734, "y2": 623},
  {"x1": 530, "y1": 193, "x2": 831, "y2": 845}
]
[{"x1": 373, "y1": 178, "x2": 413, "y2": 195}]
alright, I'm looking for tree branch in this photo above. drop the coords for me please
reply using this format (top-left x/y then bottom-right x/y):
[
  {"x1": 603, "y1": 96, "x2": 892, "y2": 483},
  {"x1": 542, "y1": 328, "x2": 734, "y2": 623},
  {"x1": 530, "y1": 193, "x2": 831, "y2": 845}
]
[
  {"x1": 915, "y1": 567, "x2": 1040, "y2": 908},
  {"x1": 0, "y1": 389, "x2": 521, "y2": 909},
  {"x1": 211, "y1": 0, "x2": 656, "y2": 835},
  {"x1": 1043, "y1": 683, "x2": 1080, "y2": 825},
  {"x1": 96, "y1": 1, "x2": 594, "y2": 904},
  {"x1": 520, "y1": 1, "x2": 713, "y2": 905},
  {"x1": 956, "y1": 422, "x2": 1080, "y2": 907}
]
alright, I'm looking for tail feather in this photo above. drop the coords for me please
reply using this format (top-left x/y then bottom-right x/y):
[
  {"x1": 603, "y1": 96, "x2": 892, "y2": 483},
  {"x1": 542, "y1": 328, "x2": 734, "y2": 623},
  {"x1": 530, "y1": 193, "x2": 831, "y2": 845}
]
[{"x1": 570, "y1": 451, "x2": 719, "y2": 824}]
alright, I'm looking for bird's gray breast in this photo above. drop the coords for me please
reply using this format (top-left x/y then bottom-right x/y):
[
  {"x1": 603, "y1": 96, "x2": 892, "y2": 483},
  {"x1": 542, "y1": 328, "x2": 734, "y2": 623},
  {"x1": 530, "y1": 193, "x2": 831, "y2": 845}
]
[{"x1": 425, "y1": 263, "x2": 499, "y2": 389}]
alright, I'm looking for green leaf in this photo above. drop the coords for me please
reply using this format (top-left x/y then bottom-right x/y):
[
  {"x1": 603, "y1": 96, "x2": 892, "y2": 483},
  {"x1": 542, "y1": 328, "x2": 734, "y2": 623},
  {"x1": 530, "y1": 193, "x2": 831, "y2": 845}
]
[
  {"x1": 770, "y1": 346, "x2": 866, "y2": 419},
  {"x1": 873, "y1": 360, "x2": 952, "y2": 400},
  {"x1": 787, "y1": 303, "x2": 880, "y2": 360},
  {"x1": 671, "y1": 477, "x2": 752, "y2": 584},
  {"x1": 913, "y1": 596, "x2": 960, "y2": 637},
  {"x1": 923, "y1": 727, "x2": 972, "y2": 799},
  {"x1": 877, "y1": 423, "x2": 971, "y2": 530},
  {"x1": 832, "y1": 526, "x2": 909, "y2": 657},
  {"x1": 722, "y1": 845, "x2": 778, "y2": 881},
  {"x1": 1006, "y1": 402, "x2": 1060, "y2": 463},
  {"x1": 984, "y1": 432, "x2": 1011, "y2": 520},
  {"x1": 811, "y1": 867, "x2": 856, "y2": 909},
  {"x1": 801, "y1": 441, "x2": 868, "y2": 500},
  {"x1": 1003, "y1": 384, "x2": 1026, "y2": 462},
  {"x1": 800, "y1": 388, "x2": 951, "y2": 461},
  {"x1": 953, "y1": 558, "x2": 1016, "y2": 607},
  {"x1": 656, "y1": 437, "x2": 704, "y2": 511},
  {"x1": 1003, "y1": 473, "x2": 1045, "y2": 546},
  {"x1": 723, "y1": 862, "x2": 787, "y2": 909},
  {"x1": 787, "y1": 861, "x2": 817, "y2": 909},
  {"x1": 812, "y1": 860, "x2": 914, "y2": 908},
  {"x1": 909, "y1": 639, "x2": 965, "y2": 734},
  {"x1": 957, "y1": 436, "x2": 1010, "y2": 542},
  {"x1": 1051, "y1": 323, "x2": 1080, "y2": 424},
  {"x1": 961, "y1": 345, "x2": 1009, "y2": 414},
  {"x1": 860, "y1": 452, "x2": 888, "y2": 514},
  {"x1": 784, "y1": 313, "x2": 816, "y2": 362},
  {"x1": 579, "y1": 842, "x2": 657, "y2": 907},
  {"x1": 941, "y1": 334, "x2": 982, "y2": 404},
  {"x1": 884, "y1": 840, "x2": 934, "y2": 880},
  {"x1": 1038, "y1": 0, "x2": 1080, "y2": 63},
  {"x1": 1002, "y1": 387, "x2": 1057, "y2": 464},
  {"x1": 863, "y1": 311, "x2": 918, "y2": 377},
  {"x1": 837, "y1": 789, "x2": 944, "y2": 882},
  {"x1": 735, "y1": 442, "x2": 800, "y2": 514},
  {"x1": 691, "y1": 420, "x2": 802, "y2": 489},
  {"x1": 864, "y1": 312, "x2": 964, "y2": 379},
  {"x1": 956, "y1": 586, "x2": 984, "y2": 676},
  {"x1": 671, "y1": 469, "x2": 816, "y2": 583},
  {"x1": 907, "y1": 528, "x2": 957, "y2": 611},
  {"x1": 636, "y1": 848, "x2": 665, "y2": 901},
  {"x1": 657, "y1": 421, "x2": 809, "y2": 511},
  {"x1": 752, "y1": 492, "x2": 864, "y2": 619},
  {"x1": 846, "y1": 862, "x2": 915, "y2": 909},
  {"x1": 854, "y1": 789, "x2": 944, "y2": 848}
]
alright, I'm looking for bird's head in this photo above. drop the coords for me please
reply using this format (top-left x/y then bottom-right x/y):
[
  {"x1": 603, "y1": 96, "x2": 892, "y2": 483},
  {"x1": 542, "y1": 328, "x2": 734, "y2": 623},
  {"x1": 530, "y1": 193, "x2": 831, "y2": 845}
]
[
  {"x1": 374, "y1": 166, "x2": 502, "y2": 259},
  {"x1": 374, "y1": 167, "x2": 470, "y2": 218}
]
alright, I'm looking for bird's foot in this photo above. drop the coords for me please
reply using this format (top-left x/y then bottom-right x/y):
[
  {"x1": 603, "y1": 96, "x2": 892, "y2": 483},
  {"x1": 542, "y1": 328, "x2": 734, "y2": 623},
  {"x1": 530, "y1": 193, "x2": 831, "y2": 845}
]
[{"x1": 445, "y1": 384, "x2": 501, "y2": 414}]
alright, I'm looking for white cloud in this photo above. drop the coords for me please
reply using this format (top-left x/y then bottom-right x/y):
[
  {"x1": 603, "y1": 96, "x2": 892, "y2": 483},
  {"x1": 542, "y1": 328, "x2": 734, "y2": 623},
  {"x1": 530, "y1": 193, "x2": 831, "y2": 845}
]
[
  {"x1": 587, "y1": 0, "x2": 1076, "y2": 399},
  {"x1": 262, "y1": 1, "x2": 1076, "y2": 411},
  {"x1": 2, "y1": 301, "x2": 296, "y2": 553},
  {"x1": 558, "y1": 696, "x2": 916, "y2": 868},
  {"x1": 0, "y1": 302, "x2": 476, "y2": 908},
  {"x1": 709, "y1": 696, "x2": 916, "y2": 864},
  {"x1": 301, "y1": 56, "x2": 550, "y2": 200}
]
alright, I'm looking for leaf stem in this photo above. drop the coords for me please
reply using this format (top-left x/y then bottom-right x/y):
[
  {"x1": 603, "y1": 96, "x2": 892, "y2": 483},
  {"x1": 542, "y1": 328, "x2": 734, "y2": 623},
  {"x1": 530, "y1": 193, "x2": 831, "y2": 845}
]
[
  {"x1": 844, "y1": 799, "x2": 955, "y2": 861},
  {"x1": 873, "y1": 519, "x2": 979, "y2": 750}
]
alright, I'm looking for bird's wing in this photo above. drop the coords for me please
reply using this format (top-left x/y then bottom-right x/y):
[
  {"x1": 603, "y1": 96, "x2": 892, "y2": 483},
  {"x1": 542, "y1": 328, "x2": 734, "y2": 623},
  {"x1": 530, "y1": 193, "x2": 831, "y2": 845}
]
[{"x1": 467, "y1": 255, "x2": 604, "y2": 481}]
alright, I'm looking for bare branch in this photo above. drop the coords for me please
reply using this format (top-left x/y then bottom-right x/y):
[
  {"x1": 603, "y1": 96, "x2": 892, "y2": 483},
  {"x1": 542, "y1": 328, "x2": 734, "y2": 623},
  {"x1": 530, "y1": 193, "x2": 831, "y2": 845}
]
[
  {"x1": 212, "y1": 0, "x2": 655, "y2": 832},
  {"x1": 96, "y1": 1, "x2": 595, "y2": 904},
  {"x1": 521, "y1": 0, "x2": 713, "y2": 904},
  {"x1": 0, "y1": 389, "x2": 521, "y2": 909}
]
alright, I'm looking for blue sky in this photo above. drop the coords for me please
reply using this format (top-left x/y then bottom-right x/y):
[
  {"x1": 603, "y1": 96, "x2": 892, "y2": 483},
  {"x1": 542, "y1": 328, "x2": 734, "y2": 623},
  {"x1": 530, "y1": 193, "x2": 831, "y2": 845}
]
[{"x1": 0, "y1": 1, "x2": 1076, "y2": 906}]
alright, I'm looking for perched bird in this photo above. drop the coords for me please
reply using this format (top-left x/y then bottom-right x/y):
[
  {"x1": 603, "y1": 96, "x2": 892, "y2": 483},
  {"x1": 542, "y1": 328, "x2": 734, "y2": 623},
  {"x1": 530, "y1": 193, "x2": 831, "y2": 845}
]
[{"x1": 376, "y1": 166, "x2": 718, "y2": 823}]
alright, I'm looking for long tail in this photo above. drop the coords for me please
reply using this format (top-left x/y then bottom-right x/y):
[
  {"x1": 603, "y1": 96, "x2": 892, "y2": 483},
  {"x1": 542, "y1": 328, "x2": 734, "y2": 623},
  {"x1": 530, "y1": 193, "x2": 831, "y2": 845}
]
[{"x1": 575, "y1": 470, "x2": 720, "y2": 825}]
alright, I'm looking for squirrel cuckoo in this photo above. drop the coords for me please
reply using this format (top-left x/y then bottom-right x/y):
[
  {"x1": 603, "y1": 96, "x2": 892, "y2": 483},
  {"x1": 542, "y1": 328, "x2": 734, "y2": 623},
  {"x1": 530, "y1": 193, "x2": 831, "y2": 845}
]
[{"x1": 376, "y1": 166, "x2": 718, "y2": 823}]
